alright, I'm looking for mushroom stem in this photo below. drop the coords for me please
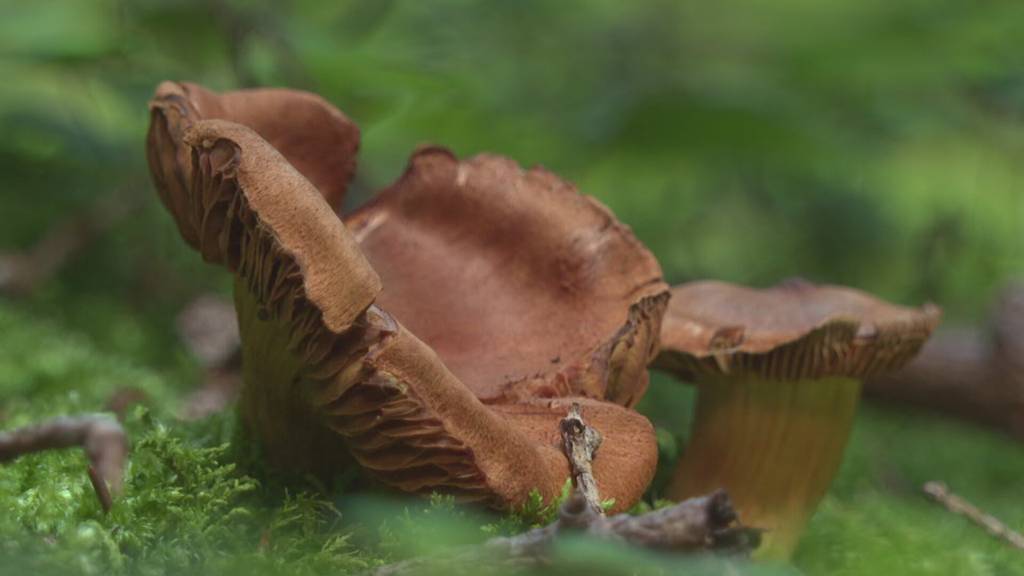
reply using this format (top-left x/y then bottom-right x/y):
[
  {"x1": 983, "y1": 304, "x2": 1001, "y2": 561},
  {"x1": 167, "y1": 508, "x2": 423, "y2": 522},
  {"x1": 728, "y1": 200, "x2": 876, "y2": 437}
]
[
  {"x1": 667, "y1": 375, "x2": 861, "y2": 559},
  {"x1": 233, "y1": 278, "x2": 358, "y2": 480}
]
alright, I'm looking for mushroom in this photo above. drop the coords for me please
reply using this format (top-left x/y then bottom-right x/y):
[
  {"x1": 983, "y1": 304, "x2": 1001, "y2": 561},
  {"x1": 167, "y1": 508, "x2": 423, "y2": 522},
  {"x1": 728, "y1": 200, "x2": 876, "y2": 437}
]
[
  {"x1": 146, "y1": 81, "x2": 359, "y2": 220},
  {"x1": 653, "y1": 279, "x2": 940, "y2": 558},
  {"x1": 146, "y1": 82, "x2": 668, "y2": 512}
]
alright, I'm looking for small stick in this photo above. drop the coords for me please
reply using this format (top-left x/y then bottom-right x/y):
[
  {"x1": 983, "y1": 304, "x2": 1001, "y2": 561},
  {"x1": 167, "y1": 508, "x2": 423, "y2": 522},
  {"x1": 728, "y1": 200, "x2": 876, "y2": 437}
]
[
  {"x1": 0, "y1": 415, "x2": 129, "y2": 512},
  {"x1": 559, "y1": 402, "x2": 603, "y2": 514},
  {"x1": 923, "y1": 481, "x2": 1024, "y2": 550},
  {"x1": 86, "y1": 465, "x2": 115, "y2": 513}
]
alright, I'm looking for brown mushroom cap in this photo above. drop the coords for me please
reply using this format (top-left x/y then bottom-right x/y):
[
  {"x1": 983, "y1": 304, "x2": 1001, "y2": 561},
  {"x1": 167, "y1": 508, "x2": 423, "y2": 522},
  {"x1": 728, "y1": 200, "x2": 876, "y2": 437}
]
[
  {"x1": 491, "y1": 399, "x2": 658, "y2": 504},
  {"x1": 655, "y1": 279, "x2": 942, "y2": 380},
  {"x1": 146, "y1": 83, "x2": 665, "y2": 512},
  {"x1": 147, "y1": 81, "x2": 358, "y2": 230},
  {"x1": 345, "y1": 149, "x2": 668, "y2": 406}
]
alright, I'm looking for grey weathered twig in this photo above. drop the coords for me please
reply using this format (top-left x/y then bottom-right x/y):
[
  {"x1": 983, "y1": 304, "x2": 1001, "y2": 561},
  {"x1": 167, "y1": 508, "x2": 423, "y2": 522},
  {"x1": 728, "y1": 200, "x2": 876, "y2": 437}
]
[
  {"x1": 923, "y1": 482, "x2": 1024, "y2": 551},
  {"x1": 560, "y1": 402, "x2": 603, "y2": 513},
  {"x1": 0, "y1": 415, "x2": 128, "y2": 512}
]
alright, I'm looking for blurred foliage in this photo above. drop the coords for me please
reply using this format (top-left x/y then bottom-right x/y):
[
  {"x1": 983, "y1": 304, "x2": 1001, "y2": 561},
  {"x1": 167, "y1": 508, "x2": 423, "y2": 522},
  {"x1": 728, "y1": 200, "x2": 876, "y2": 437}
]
[{"x1": 1, "y1": 0, "x2": 1023, "y2": 574}]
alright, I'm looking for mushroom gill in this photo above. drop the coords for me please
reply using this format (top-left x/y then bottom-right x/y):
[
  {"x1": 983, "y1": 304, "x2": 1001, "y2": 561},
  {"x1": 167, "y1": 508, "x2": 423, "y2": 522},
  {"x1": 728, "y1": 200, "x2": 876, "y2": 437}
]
[{"x1": 146, "y1": 81, "x2": 667, "y2": 512}]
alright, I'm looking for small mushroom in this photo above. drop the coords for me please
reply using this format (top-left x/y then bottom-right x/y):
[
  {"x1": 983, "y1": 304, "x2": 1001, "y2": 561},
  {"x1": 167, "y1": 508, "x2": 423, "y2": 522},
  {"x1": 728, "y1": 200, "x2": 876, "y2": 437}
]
[
  {"x1": 146, "y1": 82, "x2": 668, "y2": 512},
  {"x1": 653, "y1": 279, "x2": 940, "y2": 558}
]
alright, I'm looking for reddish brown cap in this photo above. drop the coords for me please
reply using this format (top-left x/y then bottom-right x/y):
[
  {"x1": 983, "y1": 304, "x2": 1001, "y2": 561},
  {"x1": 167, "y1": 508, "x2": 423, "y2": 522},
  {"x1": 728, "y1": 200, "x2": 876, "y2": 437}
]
[
  {"x1": 654, "y1": 279, "x2": 942, "y2": 381},
  {"x1": 146, "y1": 83, "x2": 665, "y2": 512},
  {"x1": 317, "y1": 322, "x2": 658, "y2": 509},
  {"x1": 147, "y1": 81, "x2": 358, "y2": 234},
  {"x1": 345, "y1": 148, "x2": 669, "y2": 407}
]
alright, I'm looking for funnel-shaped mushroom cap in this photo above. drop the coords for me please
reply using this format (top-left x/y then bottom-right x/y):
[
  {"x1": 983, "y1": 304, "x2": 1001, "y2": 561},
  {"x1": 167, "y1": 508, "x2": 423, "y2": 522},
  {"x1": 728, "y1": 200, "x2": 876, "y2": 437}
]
[
  {"x1": 147, "y1": 81, "x2": 359, "y2": 239},
  {"x1": 146, "y1": 82, "x2": 665, "y2": 512},
  {"x1": 655, "y1": 279, "x2": 942, "y2": 380},
  {"x1": 345, "y1": 149, "x2": 669, "y2": 406}
]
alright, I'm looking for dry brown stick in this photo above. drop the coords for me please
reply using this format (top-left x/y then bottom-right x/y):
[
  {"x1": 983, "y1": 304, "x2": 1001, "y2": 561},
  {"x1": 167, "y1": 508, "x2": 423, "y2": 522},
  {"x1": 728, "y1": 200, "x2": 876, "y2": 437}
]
[
  {"x1": 369, "y1": 405, "x2": 759, "y2": 575},
  {"x1": 560, "y1": 402, "x2": 603, "y2": 513},
  {"x1": 923, "y1": 482, "x2": 1024, "y2": 550},
  {"x1": 865, "y1": 282, "x2": 1024, "y2": 438},
  {"x1": 0, "y1": 415, "x2": 129, "y2": 512}
]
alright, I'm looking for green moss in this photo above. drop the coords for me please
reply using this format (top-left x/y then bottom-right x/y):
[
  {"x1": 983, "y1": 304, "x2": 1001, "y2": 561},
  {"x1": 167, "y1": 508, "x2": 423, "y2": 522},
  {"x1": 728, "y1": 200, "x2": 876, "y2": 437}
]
[
  {"x1": 0, "y1": 303, "x2": 382, "y2": 575},
  {"x1": 3, "y1": 301, "x2": 1024, "y2": 575},
  {"x1": 794, "y1": 406, "x2": 1024, "y2": 576}
]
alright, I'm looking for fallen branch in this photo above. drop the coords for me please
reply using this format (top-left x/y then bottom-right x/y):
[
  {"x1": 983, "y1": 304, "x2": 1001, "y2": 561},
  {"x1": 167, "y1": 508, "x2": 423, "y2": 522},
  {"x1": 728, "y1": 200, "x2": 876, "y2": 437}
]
[
  {"x1": 923, "y1": 482, "x2": 1024, "y2": 550},
  {"x1": 865, "y1": 282, "x2": 1024, "y2": 438},
  {"x1": 369, "y1": 404, "x2": 759, "y2": 575},
  {"x1": 0, "y1": 415, "x2": 128, "y2": 512}
]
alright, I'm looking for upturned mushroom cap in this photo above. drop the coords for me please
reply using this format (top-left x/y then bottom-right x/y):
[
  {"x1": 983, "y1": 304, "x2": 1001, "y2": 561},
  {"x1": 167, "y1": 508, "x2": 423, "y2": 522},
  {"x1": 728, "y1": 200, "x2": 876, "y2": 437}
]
[
  {"x1": 345, "y1": 148, "x2": 669, "y2": 406},
  {"x1": 654, "y1": 279, "x2": 942, "y2": 380},
  {"x1": 146, "y1": 82, "x2": 665, "y2": 511},
  {"x1": 147, "y1": 81, "x2": 359, "y2": 235}
]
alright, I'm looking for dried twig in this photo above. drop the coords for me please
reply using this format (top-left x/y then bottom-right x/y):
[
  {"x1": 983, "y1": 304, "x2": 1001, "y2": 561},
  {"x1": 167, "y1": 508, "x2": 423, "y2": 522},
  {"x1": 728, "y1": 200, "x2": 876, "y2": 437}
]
[
  {"x1": 560, "y1": 402, "x2": 603, "y2": 513},
  {"x1": 0, "y1": 415, "x2": 128, "y2": 512},
  {"x1": 923, "y1": 482, "x2": 1024, "y2": 550},
  {"x1": 369, "y1": 404, "x2": 759, "y2": 575}
]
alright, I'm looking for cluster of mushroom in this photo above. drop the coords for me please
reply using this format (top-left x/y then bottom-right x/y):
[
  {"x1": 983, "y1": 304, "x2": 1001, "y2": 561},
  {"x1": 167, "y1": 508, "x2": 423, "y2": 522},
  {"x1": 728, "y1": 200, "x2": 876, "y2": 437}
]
[{"x1": 146, "y1": 82, "x2": 940, "y2": 559}]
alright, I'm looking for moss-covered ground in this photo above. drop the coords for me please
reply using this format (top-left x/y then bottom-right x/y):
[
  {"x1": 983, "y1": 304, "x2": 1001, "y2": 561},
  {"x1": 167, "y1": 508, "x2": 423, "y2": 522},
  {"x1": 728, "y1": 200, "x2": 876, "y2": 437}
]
[{"x1": 2, "y1": 300, "x2": 1022, "y2": 575}]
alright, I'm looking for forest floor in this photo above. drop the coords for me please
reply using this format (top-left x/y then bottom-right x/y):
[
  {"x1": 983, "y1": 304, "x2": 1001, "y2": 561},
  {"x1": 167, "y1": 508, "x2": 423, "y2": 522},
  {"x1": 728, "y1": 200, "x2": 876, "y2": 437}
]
[{"x1": 1, "y1": 300, "x2": 1023, "y2": 575}]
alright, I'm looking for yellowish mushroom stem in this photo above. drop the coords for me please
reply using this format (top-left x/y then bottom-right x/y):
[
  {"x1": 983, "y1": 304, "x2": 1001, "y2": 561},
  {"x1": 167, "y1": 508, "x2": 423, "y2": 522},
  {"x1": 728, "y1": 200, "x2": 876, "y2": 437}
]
[
  {"x1": 667, "y1": 375, "x2": 861, "y2": 560},
  {"x1": 234, "y1": 278, "x2": 354, "y2": 480}
]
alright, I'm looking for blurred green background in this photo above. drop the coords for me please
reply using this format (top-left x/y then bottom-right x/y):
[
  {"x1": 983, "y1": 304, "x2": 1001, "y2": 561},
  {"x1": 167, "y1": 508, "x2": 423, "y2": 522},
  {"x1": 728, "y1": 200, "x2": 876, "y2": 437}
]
[{"x1": 1, "y1": 0, "x2": 1022, "y2": 574}]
